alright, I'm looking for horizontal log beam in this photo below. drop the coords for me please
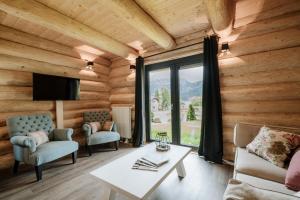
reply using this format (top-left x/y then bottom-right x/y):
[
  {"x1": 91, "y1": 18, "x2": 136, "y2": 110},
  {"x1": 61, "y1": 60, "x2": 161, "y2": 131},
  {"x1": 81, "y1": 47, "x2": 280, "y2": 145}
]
[
  {"x1": 221, "y1": 82, "x2": 300, "y2": 101},
  {"x1": 0, "y1": 24, "x2": 111, "y2": 66},
  {"x1": 0, "y1": 39, "x2": 109, "y2": 75},
  {"x1": 0, "y1": 54, "x2": 109, "y2": 82},
  {"x1": 219, "y1": 46, "x2": 300, "y2": 76},
  {"x1": 219, "y1": 28, "x2": 300, "y2": 59},
  {"x1": 0, "y1": 0, "x2": 138, "y2": 59},
  {"x1": 205, "y1": 0, "x2": 234, "y2": 37},
  {"x1": 108, "y1": 0, "x2": 176, "y2": 49},
  {"x1": 222, "y1": 100, "x2": 300, "y2": 113}
]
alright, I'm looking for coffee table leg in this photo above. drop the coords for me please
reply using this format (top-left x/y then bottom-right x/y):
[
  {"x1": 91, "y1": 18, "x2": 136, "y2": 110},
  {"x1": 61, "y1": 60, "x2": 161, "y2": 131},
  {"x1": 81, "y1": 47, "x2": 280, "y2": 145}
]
[
  {"x1": 176, "y1": 160, "x2": 186, "y2": 178},
  {"x1": 109, "y1": 188, "x2": 117, "y2": 200}
]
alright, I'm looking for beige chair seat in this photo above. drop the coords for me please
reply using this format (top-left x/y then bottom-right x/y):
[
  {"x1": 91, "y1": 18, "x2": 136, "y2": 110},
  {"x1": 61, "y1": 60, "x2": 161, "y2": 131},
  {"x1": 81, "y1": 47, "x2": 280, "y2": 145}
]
[{"x1": 235, "y1": 148, "x2": 287, "y2": 184}]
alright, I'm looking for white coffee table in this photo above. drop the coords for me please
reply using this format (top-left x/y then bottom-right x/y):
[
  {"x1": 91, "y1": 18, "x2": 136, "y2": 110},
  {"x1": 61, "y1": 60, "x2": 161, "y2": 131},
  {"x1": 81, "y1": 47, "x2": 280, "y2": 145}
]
[{"x1": 90, "y1": 143, "x2": 191, "y2": 200}]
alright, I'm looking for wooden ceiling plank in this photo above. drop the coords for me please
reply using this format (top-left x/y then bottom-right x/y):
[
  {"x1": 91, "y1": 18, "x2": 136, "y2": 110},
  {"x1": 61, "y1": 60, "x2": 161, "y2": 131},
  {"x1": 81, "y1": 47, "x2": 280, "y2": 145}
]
[
  {"x1": 0, "y1": 0, "x2": 138, "y2": 59},
  {"x1": 107, "y1": 0, "x2": 176, "y2": 49},
  {"x1": 205, "y1": 0, "x2": 235, "y2": 37}
]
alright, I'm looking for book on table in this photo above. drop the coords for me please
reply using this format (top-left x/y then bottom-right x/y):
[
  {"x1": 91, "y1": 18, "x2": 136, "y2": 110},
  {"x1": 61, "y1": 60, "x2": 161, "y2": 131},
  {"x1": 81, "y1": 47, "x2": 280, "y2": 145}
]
[{"x1": 132, "y1": 154, "x2": 169, "y2": 171}]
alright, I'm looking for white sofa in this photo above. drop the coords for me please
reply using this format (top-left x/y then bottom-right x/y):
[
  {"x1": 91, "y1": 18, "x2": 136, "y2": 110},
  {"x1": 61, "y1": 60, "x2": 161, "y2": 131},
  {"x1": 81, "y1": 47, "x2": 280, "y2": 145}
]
[{"x1": 233, "y1": 122, "x2": 300, "y2": 198}]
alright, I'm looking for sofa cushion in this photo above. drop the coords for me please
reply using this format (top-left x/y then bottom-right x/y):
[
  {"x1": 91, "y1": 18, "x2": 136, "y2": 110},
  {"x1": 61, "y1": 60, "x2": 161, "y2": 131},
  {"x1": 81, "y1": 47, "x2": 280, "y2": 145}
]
[
  {"x1": 236, "y1": 148, "x2": 287, "y2": 183},
  {"x1": 29, "y1": 141, "x2": 78, "y2": 166},
  {"x1": 235, "y1": 173, "x2": 300, "y2": 197},
  {"x1": 89, "y1": 131, "x2": 120, "y2": 145},
  {"x1": 285, "y1": 149, "x2": 300, "y2": 191},
  {"x1": 246, "y1": 126, "x2": 300, "y2": 167}
]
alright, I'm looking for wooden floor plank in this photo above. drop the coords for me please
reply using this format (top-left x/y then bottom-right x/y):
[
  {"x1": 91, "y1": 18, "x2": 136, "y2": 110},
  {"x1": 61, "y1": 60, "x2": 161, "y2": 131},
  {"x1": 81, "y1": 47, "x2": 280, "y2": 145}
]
[{"x1": 0, "y1": 144, "x2": 233, "y2": 200}]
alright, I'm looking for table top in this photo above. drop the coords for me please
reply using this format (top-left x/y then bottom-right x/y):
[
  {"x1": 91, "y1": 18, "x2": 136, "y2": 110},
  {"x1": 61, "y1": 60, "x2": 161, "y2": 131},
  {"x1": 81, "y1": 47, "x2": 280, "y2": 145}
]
[{"x1": 90, "y1": 143, "x2": 191, "y2": 200}]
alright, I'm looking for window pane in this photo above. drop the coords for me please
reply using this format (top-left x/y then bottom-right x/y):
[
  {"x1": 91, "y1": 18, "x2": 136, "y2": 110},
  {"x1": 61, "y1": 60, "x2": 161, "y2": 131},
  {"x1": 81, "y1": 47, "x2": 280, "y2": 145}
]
[
  {"x1": 179, "y1": 65, "x2": 203, "y2": 146},
  {"x1": 149, "y1": 68, "x2": 172, "y2": 142}
]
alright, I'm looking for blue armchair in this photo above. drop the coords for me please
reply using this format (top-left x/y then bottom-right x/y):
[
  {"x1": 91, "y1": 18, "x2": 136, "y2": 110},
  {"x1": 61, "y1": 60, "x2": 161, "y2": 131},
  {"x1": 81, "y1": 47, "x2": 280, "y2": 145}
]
[
  {"x1": 82, "y1": 111, "x2": 120, "y2": 156},
  {"x1": 7, "y1": 113, "x2": 78, "y2": 181}
]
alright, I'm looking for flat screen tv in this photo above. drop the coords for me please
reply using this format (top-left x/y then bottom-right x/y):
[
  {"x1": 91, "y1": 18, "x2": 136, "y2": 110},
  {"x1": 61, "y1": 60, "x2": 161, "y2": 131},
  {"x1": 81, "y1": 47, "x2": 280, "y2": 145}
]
[{"x1": 33, "y1": 73, "x2": 80, "y2": 100}]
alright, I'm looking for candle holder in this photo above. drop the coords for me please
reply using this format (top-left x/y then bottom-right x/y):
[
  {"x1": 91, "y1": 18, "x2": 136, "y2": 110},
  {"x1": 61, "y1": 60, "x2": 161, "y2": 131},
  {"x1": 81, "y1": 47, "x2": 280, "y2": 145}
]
[{"x1": 155, "y1": 132, "x2": 170, "y2": 151}]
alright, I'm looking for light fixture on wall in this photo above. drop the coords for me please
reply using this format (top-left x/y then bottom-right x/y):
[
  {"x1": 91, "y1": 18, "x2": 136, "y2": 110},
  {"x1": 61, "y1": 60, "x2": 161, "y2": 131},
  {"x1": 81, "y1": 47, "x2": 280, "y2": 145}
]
[
  {"x1": 130, "y1": 64, "x2": 136, "y2": 72},
  {"x1": 221, "y1": 42, "x2": 230, "y2": 54},
  {"x1": 85, "y1": 61, "x2": 94, "y2": 71}
]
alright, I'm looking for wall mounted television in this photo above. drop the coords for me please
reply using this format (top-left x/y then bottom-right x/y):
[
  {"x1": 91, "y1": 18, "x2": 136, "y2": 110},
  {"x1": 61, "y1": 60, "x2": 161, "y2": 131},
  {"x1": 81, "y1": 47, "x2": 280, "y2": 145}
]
[{"x1": 33, "y1": 73, "x2": 80, "y2": 100}]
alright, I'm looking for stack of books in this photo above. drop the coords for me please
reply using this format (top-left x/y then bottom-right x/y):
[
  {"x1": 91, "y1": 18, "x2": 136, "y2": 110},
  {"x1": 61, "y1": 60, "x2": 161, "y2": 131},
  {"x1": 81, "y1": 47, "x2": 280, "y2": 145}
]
[{"x1": 132, "y1": 154, "x2": 169, "y2": 172}]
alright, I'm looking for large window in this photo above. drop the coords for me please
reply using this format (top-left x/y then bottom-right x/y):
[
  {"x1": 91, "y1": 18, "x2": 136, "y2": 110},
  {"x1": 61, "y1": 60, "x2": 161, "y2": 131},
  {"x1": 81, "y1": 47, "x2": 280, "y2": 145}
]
[{"x1": 145, "y1": 55, "x2": 203, "y2": 147}]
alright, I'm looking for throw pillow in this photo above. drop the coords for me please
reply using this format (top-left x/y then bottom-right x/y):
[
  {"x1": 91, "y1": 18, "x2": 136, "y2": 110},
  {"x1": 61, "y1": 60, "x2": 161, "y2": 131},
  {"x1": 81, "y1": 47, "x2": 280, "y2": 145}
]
[
  {"x1": 246, "y1": 126, "x2": 300, "y2": 168},
  {"x1": 101, "y1": 121, "x2": 114, "y2": 131},
  {"x1": 27, "y1": 130, "x2": 49, "y2": 147},
  {"x1": 89, "y1": 122, "x2": 101, "y2": 134},
  {"x1": 285, "y1": 148, "x2": 300, "y2": 191}
]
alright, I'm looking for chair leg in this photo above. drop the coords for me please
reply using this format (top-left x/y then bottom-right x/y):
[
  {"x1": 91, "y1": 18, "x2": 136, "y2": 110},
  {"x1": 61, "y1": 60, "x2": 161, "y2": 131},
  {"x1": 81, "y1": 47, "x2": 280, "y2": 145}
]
[
  {"x1": 114, "y1": 141, "x2": 119, "y2": 151},
  {"x1": 13, "y1": 160, "x2": 19, "y2": 175},
  {"x1": 87, "y1": 145, "x2": 92, "y2": 156},
  {"x1": 72, "y1": 151, "x2": 77, "y2": 164},
  {"x1": 34, "y1": 165, "x2": 42, "y2": 181}
]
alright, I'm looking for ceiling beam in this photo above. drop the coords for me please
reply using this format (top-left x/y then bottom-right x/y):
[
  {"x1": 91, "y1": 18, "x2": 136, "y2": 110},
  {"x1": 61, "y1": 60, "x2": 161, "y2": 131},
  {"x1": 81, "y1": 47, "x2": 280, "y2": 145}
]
[
  {"x1": 108, "y1": 0, "x2": 176, "y2": 49},
  {"x1": 0, "y1": 0, "x2": 139, "y2": 59},
  {"x1": 205, "y1": 0, "x2": 235, "y2": 37}
]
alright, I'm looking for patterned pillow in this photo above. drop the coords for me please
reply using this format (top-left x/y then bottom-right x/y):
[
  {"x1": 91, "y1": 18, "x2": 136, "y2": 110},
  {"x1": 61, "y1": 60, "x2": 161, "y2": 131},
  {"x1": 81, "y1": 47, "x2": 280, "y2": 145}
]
[
  {"x1": 101, "y1": 121, "x2": 114, "y2": 131},
  {"x1": 246, "y1": 126, "x2": 300, "y2": 168},
  {"x1": 27, "y1": 130, "x2": 49, "y2": 147},
  {"x1": 89, "y1": 122, "x2": 101, "y2": 134}
]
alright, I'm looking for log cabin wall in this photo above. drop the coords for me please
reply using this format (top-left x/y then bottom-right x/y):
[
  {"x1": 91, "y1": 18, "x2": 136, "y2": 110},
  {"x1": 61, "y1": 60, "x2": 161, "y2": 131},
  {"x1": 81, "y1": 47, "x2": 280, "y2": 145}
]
[
  {"x1": 220, "y1": 7, "x2": 300, "y2": 160},
  {"x1": 109, "y1": 58, "x2": 136, "y2": 134},
  {"x1": 0, "y1": 25, "x2": 111, "y2": 170}
]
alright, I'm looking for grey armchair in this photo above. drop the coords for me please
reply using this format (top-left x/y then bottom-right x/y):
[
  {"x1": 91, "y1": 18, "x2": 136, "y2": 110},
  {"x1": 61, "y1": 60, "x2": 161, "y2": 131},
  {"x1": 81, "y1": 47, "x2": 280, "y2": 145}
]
[
  {"x1": 7, "y1": 113, "x2": 78, "y2": 181},
  {"x1": 82, "y1": 111, "x2": 120, "y2": 156}
]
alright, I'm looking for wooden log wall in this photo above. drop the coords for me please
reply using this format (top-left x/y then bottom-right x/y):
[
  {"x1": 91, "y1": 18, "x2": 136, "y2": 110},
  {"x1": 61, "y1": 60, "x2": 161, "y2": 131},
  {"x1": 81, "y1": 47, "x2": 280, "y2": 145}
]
[
  {"x1": 109, "y1": 58, "x2": 136, "y2": 133},
  {"x1": 220, "y1": 11, "x2": 300, "y2": 161},
  {"x1": 0, "y1": 25, "x2": 111, "y2": 170}
]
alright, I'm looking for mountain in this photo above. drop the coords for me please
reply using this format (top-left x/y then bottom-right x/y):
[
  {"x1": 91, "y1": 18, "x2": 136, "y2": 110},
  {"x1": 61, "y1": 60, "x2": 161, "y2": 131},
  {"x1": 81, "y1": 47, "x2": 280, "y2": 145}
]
[{"x1": 150, "y1": 77, "x2": 202, "y2": 101}]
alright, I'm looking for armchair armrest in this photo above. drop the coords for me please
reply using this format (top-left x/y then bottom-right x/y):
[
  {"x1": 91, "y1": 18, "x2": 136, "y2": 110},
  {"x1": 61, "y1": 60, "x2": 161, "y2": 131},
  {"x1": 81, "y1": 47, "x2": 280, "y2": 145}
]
[
  {"x1": 82, "y1": 123, "x2": 92, "y2": 138},
  {"x1": 52, "y1": 128, "x2": 73, "y2": 141},
  {"x1": 10, "y1": 136, "x2": 37, "y2": 153},
  {"x1": 112, "y1": 123, "x2": 118, "y2": 132}
]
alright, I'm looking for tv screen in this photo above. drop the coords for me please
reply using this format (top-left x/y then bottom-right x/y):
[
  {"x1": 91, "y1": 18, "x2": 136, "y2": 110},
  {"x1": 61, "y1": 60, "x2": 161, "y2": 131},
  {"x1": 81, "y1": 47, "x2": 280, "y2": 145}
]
[{"x1": 33, "y1": 73, "x2": 80, "y2": 100}]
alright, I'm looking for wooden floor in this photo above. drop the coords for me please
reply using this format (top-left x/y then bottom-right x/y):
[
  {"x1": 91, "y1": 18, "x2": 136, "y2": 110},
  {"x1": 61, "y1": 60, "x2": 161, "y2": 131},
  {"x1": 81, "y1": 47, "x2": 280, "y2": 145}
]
[{"x1": 0, "y1": 144, "x2": 233, "y2": 200}]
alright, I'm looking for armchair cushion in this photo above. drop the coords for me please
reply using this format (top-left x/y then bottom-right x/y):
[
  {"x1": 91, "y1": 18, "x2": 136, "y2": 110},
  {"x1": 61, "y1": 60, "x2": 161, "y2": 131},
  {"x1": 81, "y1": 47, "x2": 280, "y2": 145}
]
[
  {"x1": 89, "y1": 131, "x2": 120, "y2": 146},
  {"x1": 29, "y1": 141, "x2": 78, "y2": 166},
  {"x1": 89, "y1": 122, "x2": 101, "y2": 134},
  {"x1": 52, "y1": 128, "x2": 73, "y2": 141},
  {"x1": 27, "y1": 130, "x2": 49, "y2": 146},
  {"x1": 10, "y1": 135, "x2": 37, "y2": 153},
  {"x1": 101, "y1": 121, "x2": 114, "y2": 131}
]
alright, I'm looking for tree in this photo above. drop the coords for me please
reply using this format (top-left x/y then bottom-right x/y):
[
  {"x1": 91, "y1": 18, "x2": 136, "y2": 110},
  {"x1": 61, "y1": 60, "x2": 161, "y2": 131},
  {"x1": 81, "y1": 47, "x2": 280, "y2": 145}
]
[
  {"x1": 154, "y1": 89, "x2": 160, "y2": 100},
  {"x1": 150, "y1": 111, "x2": 154, "y2": 122},
  {"x1": 191, "y1": 96, "x2": 202, "y2": 107},
  {"x1": 186, "y1": 104, "x2": 196, "y2": 121},
  {"x1": 160, "y1": 88, "x2": 171, "y2": 111}
]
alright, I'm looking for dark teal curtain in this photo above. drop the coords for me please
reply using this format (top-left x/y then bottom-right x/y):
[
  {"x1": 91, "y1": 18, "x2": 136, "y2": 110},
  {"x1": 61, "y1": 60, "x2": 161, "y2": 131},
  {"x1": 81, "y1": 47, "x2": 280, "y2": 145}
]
[
  {"x1": 198, "y1": 36, "x2": 223, "y2": 164},
  {"x1": 132, "y1": 56, "x2": 144, "y2": 147}
]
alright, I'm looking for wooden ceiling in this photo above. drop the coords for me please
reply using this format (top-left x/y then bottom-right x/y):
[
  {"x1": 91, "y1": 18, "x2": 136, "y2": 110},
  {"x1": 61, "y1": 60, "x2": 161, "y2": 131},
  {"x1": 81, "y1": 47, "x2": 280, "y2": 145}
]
[
  {"x1": 0, "y1": 0, "x2": 208, "y2": 60},
  {"x1": 0, "y1": 0, "x2": 294, "y2": 60}
]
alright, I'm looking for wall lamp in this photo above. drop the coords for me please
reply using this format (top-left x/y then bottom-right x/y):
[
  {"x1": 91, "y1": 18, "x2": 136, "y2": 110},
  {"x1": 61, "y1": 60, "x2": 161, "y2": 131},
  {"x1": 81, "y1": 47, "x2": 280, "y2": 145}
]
[
  {"x1": 130, "y1": 65, "x2": 136, "y2": 72},
  {"x1": 85, "y1": 61, "x2": 94, "y2": 71},
  {"x1": 221, "y1": 42, "x2": 230, "y2": 53}
]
